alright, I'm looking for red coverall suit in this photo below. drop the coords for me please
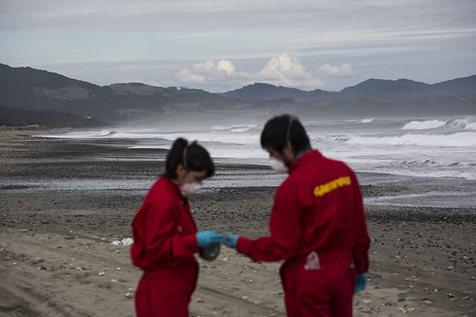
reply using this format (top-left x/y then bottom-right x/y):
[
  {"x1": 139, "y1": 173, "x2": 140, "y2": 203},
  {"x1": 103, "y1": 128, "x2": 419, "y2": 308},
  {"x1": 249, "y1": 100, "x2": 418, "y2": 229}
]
[
  {"x1": 130, "y1": 177, "x2": 200, "y2": 317},
  {"x1": 236, "y1": 150, "x2": 370, "y2": 317}
]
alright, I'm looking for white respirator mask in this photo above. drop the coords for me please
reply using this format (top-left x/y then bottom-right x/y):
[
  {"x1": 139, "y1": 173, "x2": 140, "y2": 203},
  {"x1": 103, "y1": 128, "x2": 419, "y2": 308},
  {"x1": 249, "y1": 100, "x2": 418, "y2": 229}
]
[
  {"x1": 268, "y1": 116, "x2": 296, "y2": 174},
  {"x1": 180, "y1": 181, "x2": 202, "y2": 196},
  {"x1": 269, "y1": 157, "x2": 288, "y2": 173},
  {"x1": 180, "y1": 144, "x2": 203, "y2": 196}
]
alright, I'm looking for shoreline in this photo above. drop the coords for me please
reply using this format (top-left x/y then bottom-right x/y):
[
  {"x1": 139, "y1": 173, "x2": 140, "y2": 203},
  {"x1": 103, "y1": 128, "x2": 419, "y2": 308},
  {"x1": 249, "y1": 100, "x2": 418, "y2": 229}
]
[
  {"x1": 1, "y1": 129, "x2": 475, "y2": 316},
  {"x1": 2, "y1": 129, "x2": 475, "y2": 206}
]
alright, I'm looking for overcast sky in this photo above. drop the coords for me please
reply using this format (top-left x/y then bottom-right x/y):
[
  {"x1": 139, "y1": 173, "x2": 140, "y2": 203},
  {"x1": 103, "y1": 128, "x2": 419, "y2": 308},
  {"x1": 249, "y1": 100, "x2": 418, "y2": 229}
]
[{"x1": 1, "y1": 0, "x2": 475, "y2": 92}]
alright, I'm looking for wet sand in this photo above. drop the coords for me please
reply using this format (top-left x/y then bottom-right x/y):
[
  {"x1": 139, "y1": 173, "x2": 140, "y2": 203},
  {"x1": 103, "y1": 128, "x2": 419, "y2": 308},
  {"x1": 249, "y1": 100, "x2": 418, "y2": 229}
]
[{"x1": 0, "y1": 128, "x2": 475, "y2": 316}]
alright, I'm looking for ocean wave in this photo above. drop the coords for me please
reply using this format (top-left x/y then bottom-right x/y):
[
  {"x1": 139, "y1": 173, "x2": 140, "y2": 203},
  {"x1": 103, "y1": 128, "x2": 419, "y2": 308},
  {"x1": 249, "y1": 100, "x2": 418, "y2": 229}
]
[
  {"x1": 360, "y1": 118, "x2": 374, "y2": 124},
  {"x1": 363, "y1": 166, "x2": 476, "y2": 181},
  {"x1": 402, "y1": 118, "x2": 475, "y2": 131},
  {"x1": 312, "y1": 135, "x2": 350, "y2": 144},
  {"x1": 346, "y1": 132, "x2": 476, "y2": 147},
  {"x1": 36, "y1": 129, "x2": 116, "y2": 139},
  {"x1": 465, "y1": 122, "x2": 476, "y2": 130},
  {"x1": 37, "y1": 129, "x2": 260, "y2": 145},
  {"x1": 210, "y1": 124, "x2": 257, "y2": 132},
  {"x1": 401, "y1": 120, "x2": 446, "y2": 130},
  {"x1": 210, "y1": 125, "x2": 232, "y2": 131}
]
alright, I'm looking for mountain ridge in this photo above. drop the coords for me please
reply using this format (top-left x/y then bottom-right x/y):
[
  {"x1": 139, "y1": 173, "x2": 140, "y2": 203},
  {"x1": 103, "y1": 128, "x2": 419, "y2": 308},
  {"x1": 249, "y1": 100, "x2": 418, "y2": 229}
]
[{"x1": 0, "y1": 62, "x2": 475, "y2": 123}]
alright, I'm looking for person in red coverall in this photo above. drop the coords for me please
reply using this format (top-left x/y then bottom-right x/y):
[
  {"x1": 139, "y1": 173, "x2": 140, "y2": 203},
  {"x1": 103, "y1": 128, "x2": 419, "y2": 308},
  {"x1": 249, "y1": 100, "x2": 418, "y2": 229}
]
[
  {"x1": 130, "y1": 138, "x2": 223, "y2": 317},
  {"x1": 224, "y1": 114, "x2": 370, "y2": 317}
]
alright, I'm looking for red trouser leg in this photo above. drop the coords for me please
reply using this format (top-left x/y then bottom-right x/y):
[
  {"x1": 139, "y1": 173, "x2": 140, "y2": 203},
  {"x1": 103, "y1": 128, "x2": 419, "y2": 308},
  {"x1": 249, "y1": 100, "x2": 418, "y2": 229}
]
[
  {"x1": 285, "y1": 266, "x2": 353, "y2": 317},
  {"x1": 134, "y1": 277, "x2": 148, "y2": 317},
  {"x1": 283, "y1": 269, "x2": 331, "y2": 317},
  {"x1": 283, "y1": 292, "x2": 301, "y2": 317},
  {"x1": 329, "y1": 267, "x2": 354, "y2": 317},
  {"x1": 285, "y1": 293, "x2": 331, "y2": 317},
  {"x1": 135, "y1": 276, "x2": 191, "y2": 317},
  {"x1": 136, "y1": 297, "x2": 189, "y2": 317}
]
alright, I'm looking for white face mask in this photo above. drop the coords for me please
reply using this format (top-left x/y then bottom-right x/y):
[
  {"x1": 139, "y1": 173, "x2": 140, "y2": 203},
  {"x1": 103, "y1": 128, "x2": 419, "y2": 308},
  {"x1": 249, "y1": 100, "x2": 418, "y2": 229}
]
[
  {"x1": 269, "y1": 157, "x2": 288, "y2": 173},
  {"x1": 180, "y1": 181, "x2": 202, "y2": 196}
]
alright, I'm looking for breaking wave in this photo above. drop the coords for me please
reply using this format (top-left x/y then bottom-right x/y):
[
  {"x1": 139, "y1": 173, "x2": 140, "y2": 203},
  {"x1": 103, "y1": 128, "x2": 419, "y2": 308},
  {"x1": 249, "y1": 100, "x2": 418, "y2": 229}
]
[
  {"x1": 36, "y1": 130, "x2": 117, "y2": 139},
  {"x1": 360, "y1": 118, "x2": 374, "y2": 124},
  {"x1": 402, "y1": 118, "x2": 476, "y2": 131},
  {"x1": 402, "y1": 120, "x2": 447, "y2": 130},
  {"x1": 346, "y1": 132, "x2": 476, "y2": 147}
]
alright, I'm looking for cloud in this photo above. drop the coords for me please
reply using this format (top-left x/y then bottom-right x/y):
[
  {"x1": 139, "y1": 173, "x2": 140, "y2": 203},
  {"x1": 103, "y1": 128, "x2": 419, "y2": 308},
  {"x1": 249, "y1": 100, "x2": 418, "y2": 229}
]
[
  {"x1": 257, "y1": 54, "x2": 324, "y2": 88},
  {"x1": 175, "y1": 54, "x2": 325, "y2": 90},
  {"x1": 175, "y1": 67, "x2": 206, "y2": 83},
  {"x1": 319, "y1": 63, "x2": 356, "y2": 77},
  {"x1": 175, "y1": 59, "x2": 249, "y2": 84}
]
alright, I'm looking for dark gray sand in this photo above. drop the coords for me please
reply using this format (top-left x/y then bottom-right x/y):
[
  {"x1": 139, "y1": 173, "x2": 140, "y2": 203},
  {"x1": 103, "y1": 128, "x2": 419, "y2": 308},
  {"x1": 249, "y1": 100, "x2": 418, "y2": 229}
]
[{"x1": 0, "y1": 129, "x2": 475, "y2": 316}]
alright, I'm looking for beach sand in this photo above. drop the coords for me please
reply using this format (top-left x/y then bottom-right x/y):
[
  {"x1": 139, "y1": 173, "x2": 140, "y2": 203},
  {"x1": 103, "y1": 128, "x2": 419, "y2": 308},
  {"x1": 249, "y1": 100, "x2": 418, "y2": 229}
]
[{"x1": 0, "y1": 128, "x2": 474, "y2": 316}]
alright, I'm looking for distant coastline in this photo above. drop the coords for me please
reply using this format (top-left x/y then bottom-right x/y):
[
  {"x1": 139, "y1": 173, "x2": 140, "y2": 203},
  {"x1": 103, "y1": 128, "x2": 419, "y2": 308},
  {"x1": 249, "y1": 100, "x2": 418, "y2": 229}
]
[{"x1": 1, "y1": 63, "x2": 475, "y2": 126}]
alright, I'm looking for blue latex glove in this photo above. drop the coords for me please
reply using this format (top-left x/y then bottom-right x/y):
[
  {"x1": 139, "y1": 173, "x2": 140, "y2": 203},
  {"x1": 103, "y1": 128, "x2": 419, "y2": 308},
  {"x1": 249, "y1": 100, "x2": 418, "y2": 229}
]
[
  {"x1": 223, "y1": 232, "x2": 239, "y2": 249},
  {"x1": 196, "y1": 231, "x2": 223, "y2": 249},
  {"x1": 354, "y1": 273, "x2": 368, "y2": 294}
]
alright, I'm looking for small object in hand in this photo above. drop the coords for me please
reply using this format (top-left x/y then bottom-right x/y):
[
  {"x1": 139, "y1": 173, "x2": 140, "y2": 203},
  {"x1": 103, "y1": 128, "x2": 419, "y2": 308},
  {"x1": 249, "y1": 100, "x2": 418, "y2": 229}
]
[{"x1": 199, "y1": 243, "x2": 221, "y2": 261}]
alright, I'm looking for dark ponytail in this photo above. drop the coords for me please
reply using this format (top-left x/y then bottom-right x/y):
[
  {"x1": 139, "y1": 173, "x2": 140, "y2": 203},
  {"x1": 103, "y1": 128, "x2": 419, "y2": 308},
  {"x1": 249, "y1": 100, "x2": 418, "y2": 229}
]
[{"x1": 164, "y1": 138, "x2": 215, "y2": 179}]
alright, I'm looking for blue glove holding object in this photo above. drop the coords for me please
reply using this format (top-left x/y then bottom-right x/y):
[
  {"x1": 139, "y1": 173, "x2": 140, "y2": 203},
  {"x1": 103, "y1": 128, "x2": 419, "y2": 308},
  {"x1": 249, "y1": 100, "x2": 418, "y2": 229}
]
[
  {"x1": 196, "y1": 231, "x2": 223, "y2": 249},
  {"x1": 354, "y1": 273, "x2": 368, "y2": 294},
  {"x1": 223, "y1": 232, "x2": 239, "y2": 249}
]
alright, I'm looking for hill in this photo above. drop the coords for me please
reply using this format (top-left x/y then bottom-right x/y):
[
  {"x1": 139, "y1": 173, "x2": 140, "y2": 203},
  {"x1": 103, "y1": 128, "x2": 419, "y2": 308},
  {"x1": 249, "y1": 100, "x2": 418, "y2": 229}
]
[{"x1": 0, "y1": 63, "x2": 475, "y2": 120}]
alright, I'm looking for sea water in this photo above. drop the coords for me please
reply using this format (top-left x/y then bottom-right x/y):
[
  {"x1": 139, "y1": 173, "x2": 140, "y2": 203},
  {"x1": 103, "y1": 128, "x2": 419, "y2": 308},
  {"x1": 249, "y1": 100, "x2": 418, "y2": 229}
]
[{"x1": 35, "y1": 115, "x2": 476, "y2": 208}]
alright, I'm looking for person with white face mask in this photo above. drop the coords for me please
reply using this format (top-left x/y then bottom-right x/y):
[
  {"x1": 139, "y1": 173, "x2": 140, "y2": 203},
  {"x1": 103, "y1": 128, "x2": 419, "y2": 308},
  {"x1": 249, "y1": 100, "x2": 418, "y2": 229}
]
[
  {"x1": 224, "y1": 114, "x2": 370, "y2": 317},
  {"x1": 267, "y1": 116, "x2": 297, "y2": 173},
  {"x1": 178, "y1": 144, "x2": 204, "y2": 196},
  {"x1": 130, "y1": 138, "x2": 223, "y2": 317}
]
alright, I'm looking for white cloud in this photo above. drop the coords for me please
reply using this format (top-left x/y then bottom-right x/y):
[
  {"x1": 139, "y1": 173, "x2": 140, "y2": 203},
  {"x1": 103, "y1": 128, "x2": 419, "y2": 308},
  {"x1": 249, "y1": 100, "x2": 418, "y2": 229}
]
[
  {"x1": 216, "y1": 60, "x2": 235, "y2": 75},
  {"x1": 175, "y1": 67, "x2": 206, "y2": 83},
  {"x1": 175, "y1": 54, "x2": 325, "y2": 90},
  {"x1": 257, "y1": 54, "x2": 324, "y2": 89},
  {"x1": 319, "y1": 63, "x2": 356, "y2": 77},
  {"x1": 175, "y1": 59, "x2": 248, "y2": 84}
]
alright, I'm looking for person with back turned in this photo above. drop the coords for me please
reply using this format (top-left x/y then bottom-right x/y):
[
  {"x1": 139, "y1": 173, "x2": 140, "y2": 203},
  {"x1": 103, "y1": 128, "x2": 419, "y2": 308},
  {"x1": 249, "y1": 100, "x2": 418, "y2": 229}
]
[{"x1": 224, "y1": 114, "x2": 370, "y2": 317}]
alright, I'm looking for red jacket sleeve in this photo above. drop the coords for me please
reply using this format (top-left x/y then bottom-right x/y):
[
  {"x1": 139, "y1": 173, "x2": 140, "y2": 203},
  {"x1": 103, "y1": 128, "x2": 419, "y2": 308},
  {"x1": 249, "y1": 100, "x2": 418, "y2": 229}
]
[
  {"x1": 236, "y1": 182, "x2": 302, "y2": 262},
  {"x1": 131, "y1": 196, "x2": 198, "y2": 270},
  {"x1": 350, "y1": 172, "x2": 370, "y2": 273}
]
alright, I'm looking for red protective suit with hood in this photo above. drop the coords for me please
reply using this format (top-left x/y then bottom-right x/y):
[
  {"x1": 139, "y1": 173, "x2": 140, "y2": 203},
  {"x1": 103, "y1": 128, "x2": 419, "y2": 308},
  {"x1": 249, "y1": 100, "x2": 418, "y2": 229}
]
[
  {"x1": 236, "y1": 150, "x2": 370, "y2": 317},
  {"x1": 130, "y1": 177, "x2": 199, "y2": 317}
]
